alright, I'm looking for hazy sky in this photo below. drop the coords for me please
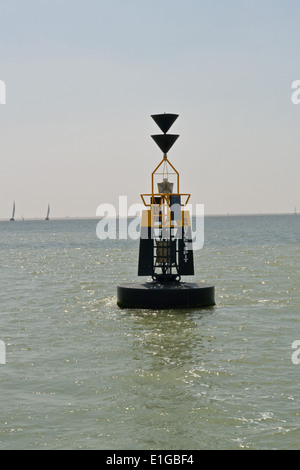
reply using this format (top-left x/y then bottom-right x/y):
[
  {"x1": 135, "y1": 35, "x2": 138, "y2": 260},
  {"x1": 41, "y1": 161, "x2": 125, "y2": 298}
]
[{"x1": 1, "y1": 0, "x2": 300, "y2": 218}]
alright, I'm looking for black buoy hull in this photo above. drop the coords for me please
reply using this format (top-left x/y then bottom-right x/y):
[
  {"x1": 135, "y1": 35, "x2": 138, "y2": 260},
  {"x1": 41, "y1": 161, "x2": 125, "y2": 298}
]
[{"x1": 117, "y1": 282, "x2": 215, "y2": 309}]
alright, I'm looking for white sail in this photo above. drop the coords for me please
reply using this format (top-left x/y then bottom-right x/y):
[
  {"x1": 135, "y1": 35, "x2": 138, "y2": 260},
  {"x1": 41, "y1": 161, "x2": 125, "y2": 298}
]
[
  {"x1": 45, "y1": 204, "x2": 50, "y2": 220},
  {"x1": 10, "y1": 202, "x2": 15, "y2": 221}
]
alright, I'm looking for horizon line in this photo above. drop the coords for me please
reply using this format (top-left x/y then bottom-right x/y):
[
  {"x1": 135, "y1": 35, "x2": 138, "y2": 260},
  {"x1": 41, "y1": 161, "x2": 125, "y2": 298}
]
[{"x1": 0, "y1": 211, "x2": 298, "y2": 221}]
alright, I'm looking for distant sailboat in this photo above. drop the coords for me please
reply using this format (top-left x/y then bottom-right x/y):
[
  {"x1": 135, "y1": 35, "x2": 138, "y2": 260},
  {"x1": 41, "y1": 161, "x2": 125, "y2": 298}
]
[
  {"x1": 10, "y1": 202, "x2": 15, "y2": 221},
  {"x1": 45, "y1": 204, "x2": 50, "y2": 221}
]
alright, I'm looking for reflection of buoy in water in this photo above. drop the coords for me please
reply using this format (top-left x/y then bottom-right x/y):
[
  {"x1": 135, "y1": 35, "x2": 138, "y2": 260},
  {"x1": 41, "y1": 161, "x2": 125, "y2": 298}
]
[{"x1": 117, "y1": 113, "x2": 215, "y2": 309}]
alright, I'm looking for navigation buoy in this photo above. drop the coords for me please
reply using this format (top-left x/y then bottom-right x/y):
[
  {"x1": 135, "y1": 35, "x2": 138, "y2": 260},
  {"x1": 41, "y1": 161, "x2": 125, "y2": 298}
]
[{"x1": 117, "y1": 113, "x2": 215, "y2": 309}]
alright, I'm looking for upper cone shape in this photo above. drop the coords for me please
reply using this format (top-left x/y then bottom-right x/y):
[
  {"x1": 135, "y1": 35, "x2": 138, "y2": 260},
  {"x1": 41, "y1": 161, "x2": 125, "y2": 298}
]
[{"x1": 151, "y1": 113, "x2": 179, "y2": 134}]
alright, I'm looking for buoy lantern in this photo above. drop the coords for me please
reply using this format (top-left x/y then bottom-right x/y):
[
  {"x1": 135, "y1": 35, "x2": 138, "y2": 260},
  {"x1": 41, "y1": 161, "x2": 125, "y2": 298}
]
[{"x1": 117, "y1": 113, "x2": 215, "y2": 309}]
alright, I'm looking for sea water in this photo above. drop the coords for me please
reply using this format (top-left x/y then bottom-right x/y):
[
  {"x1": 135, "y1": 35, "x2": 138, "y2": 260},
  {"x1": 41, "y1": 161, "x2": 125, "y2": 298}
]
[{"x1": 0, "y1": 215, "x2": 299, "y2": 450}]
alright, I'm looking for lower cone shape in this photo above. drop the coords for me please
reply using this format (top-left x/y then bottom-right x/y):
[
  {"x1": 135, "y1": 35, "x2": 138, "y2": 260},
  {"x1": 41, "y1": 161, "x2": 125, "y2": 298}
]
[{"x1": 151, "y1": 134, "x2": 179, "y2": 154}]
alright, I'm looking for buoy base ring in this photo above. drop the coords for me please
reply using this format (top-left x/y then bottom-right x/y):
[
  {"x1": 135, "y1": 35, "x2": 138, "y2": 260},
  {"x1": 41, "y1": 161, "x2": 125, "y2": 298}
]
[{"x1": 117, "y1": 282, "x2": 215, "y2": 309}]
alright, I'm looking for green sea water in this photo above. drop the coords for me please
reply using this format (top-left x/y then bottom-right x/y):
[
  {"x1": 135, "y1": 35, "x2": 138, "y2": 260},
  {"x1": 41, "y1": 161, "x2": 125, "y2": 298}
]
[{"x1": 0, "y1": 214, "x2": 299, "y2": 449}]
